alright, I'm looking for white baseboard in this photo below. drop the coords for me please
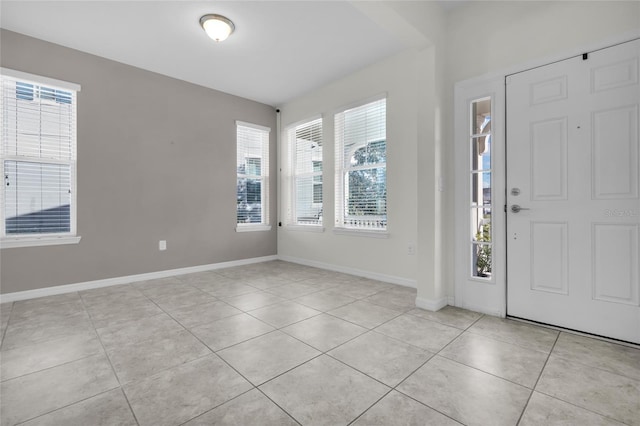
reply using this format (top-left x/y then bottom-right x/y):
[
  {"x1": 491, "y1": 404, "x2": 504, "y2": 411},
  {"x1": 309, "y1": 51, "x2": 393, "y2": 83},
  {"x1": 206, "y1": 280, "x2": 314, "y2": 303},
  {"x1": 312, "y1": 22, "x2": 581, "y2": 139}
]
[
  {"x1": 0, "y1": 255, "x2": 278, "y2": 304},
  {"x1": 415, "y1": 296, "x2": 448, "y2": 311},
  {"x1": 278, "y1": 255, "x2": 416, "y2": 288}
]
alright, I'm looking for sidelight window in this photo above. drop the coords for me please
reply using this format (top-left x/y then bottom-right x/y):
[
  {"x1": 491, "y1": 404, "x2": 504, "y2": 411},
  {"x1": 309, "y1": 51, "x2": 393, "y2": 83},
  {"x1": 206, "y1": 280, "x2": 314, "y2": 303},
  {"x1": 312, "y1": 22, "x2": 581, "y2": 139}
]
[{"x1": 470, "y1": 97, "x2": 492, "y2": 278}]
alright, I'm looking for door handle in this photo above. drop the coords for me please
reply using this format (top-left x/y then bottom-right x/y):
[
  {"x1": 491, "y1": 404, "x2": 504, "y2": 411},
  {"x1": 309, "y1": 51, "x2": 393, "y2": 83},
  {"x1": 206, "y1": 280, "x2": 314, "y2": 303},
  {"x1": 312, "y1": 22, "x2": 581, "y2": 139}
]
[{"x1": 511, "y1": 205, "x2": 530, "y2": 213}]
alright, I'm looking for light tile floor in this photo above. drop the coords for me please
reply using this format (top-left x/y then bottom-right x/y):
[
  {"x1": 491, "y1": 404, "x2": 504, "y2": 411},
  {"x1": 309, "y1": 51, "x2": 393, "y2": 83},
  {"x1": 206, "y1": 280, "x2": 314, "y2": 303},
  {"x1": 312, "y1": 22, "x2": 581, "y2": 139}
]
[{"x1": 1, "y1": 260, "x2": 639, "y2": 426}]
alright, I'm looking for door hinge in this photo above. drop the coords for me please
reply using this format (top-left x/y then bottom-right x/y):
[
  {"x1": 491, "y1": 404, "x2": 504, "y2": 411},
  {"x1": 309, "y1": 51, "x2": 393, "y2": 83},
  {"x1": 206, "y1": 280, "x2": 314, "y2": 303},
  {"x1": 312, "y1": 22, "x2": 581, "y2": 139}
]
[
  {"x1": 582, "y1": 53, "x2": 589, "y2": 60},
  {"x1": 504, "y1": 204, "x2": 507, "y2": 213}
]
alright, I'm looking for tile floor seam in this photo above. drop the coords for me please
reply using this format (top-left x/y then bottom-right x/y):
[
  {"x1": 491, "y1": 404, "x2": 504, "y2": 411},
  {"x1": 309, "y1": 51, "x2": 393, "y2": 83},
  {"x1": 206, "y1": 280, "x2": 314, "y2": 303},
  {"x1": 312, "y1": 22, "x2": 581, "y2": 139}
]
[
  {"x1": 323, "y1": 301, "x2": 405, "y2": 330},
  {"x1": 464, "y1": 311, "x2": 486, "y2": 330},
  {"x1": 253, "y1": 387, "x2": 304, "y2": 426},
  {"x1": 532, "y1": 355, "x2": 640, "y2": 425},
  {"x1": 387, "y1": 323, "x2": 533, "y2": 426},
  {"x1": 345, "y1": 387, "x2": 395, "y2": 426},
  {"x1": 465, "y1": 326, "x2": 556, "y2": 354},
  {"x1": 79, "y1": 294, "x2": 128, "y2": 388},
  {"x1": 367, "y1": 327, "x2": 441, "y2": 354},
  {"x1": 242, "y1": 305, "x2": 324, "y2": 329},
  {"x1": 389, "y1": 353, "x2": 466, "y2": 425},
  {"x1": 277, "y1": 318, "x2": 368, "y2": 354},
  {"x1": 206, "y1": 323, "x2": 275, "y2": 353},
  {"x1": 530, "y1": 388, "x2": 634, "y2": 426},
  {"x1": 434, "y1": 330, "x2": 553, "y2": 390},
  {"x1": 0, "y1": 351, "x2": 103, "y2": 384},
  {"x1": 139, "y1": 295, "x2": 278, "y2": 412},
  {"x1": 133, "y1": 296, "x2": 282, "y2": 397},
  {"x1": 140, "y1": 290, "x2": 257, "y2": 344},
  {"x1": 243, "y1": 349, "x2": 325, "y2": 388},
  {"x1": 323, "y1": 351, "x2": 404, "y2": 390},
  {"x1": 545, "y1": 352, "x2": 640, "y2": 385},
  {"x1": 117, "y1": 387, "x2": 142, "y2": 426},
  {"x1": 0, "y1": 301, "x2": 15, "y2": 349},
  {"x1": 108, "y1": 341, "x2": 215, "y2": 386},
  {"x1": 390, "y1": 387, "x2": 466, "y2": 425},
  {"x1": 175, "y1": 387, "x2": 258, "y2": 426},
  {"x1": 11, "y1": 386, "x2": 125, "y2": 426},
  {"x1": 514, "y1": 329, "x2": 561, "y2": 426}
]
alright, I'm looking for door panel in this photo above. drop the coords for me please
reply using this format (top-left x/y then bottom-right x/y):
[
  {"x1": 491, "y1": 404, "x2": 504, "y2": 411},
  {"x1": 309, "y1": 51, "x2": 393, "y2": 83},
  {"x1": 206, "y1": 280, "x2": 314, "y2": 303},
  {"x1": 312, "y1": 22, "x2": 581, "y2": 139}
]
[
  {"x1": 530, "y1": 118, "x2": 568, "y2": 200},
  {"x1": 592, "y1": 105, "x2": 638, "y2": 199},
  {"x1": 592, "y1": 224, "x2": 639, "y2": 306},
  {"x1": 530, "y1": 221, "x2": 568, "y2": 295},
  {"x1": 507, "y1": 39, "x2": 640, "y2": 343}
]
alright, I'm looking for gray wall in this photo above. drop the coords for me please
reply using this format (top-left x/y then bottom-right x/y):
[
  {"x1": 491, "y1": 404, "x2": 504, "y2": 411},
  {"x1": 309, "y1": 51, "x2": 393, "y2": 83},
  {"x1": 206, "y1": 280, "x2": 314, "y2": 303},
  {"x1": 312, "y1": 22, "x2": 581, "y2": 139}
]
[{"x1": 0, "y1": 30, "x2": 277, "y2": 294}]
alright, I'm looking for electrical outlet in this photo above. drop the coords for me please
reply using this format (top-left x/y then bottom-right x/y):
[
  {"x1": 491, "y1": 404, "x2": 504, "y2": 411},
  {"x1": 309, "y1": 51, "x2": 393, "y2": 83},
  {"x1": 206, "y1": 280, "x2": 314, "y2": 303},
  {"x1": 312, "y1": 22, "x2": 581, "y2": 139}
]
[
  {"x1": 407, "y1": 242, "x2": 416, "y2": 255},
  {"x1": 159, "y1": 240, "x2": 167, "y2": 251}
]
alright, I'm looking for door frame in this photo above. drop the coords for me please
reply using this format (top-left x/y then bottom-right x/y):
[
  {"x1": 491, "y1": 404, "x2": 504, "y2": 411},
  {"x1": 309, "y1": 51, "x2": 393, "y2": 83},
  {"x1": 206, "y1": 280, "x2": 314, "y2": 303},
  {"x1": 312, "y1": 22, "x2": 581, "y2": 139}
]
[
  {"x1": 453, "y1": 31, "x2": 640, "y2": 317},
  {"x1": 454, "y1": 76, "x2": 506, "y2": 316}
]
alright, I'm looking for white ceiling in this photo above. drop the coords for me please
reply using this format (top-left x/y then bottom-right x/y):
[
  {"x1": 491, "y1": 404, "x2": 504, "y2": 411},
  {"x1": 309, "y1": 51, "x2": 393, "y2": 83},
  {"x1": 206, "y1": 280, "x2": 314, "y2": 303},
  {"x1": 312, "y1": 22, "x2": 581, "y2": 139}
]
[{"x1": 0, "y1": 1, "x2": 442, "y2": 106}]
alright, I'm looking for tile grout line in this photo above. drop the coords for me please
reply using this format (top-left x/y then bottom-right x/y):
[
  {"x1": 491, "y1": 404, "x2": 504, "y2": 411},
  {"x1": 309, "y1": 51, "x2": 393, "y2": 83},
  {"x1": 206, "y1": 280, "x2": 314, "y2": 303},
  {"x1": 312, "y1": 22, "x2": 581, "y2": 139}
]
[
  {"x1": 78, "y1": 291, "x2": 142, "y2": 426},
  {"x1": 144, "y1": 285, "x2": 310, "y2": 426},
  {"x1": 526, "y1": 331, "x2": 639, "y2": 425},
  {"x1": 208, "y1": 278, "x2": 412, "y2": 424},
  {"x1": 514, "y1": 330, "x2": 561, "y2": 426},
  {"x1": 12, "y1": 387, "x2": 127, "y2": 426},
  {"x1": 0, "y1": 300, "x2": 15, "y2": 350}
]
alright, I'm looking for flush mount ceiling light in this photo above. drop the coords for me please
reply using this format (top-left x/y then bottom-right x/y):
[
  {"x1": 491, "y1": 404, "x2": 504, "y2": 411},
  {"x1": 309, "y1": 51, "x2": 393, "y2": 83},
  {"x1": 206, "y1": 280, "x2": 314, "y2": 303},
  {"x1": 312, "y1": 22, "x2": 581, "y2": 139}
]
[{"x1": 200, "y1": 14, "x2": 235, "y2": 42}]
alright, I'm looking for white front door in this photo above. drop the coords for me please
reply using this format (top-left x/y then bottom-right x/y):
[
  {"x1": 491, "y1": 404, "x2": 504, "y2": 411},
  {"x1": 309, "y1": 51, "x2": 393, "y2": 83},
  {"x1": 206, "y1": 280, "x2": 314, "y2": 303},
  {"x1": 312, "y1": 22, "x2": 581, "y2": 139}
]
[{"x1": 506, "y1": 39, "x2": 640, "y2": 343}]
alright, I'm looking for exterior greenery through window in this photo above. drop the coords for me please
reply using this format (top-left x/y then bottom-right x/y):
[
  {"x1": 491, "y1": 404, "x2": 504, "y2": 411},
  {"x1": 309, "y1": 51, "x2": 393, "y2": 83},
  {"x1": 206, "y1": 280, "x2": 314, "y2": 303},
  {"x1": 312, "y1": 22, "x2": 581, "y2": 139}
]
[
  {"x1": 287, "y1": 117, "x2": 323, "y2": 226},
  {"x1": 236, "y1": 122, "x2": 270, "y2": 226},
  {"x1": 1, "y1": 71, "x2": 78, "y2": 240},
  {"x1": 335, "y1": 98, "x2": 387, "y2": 230},
  {"x1": 470, "y1": 97, "x2": 492, "y2": 278}
]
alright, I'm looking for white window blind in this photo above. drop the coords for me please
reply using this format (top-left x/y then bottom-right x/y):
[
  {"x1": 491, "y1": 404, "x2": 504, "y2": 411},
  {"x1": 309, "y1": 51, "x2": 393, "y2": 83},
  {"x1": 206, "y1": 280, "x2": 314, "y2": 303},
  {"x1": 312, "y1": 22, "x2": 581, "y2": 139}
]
[
  {"x1": 1, "y1": 71, "x2": 78, "y2": 238},
  {"x1": 335, "y1": 97, "x2": 386, "y2": 230},
  {"x1": 236, "y1": 121, "x2": 269, "y2": 226},
  {"x1": 287, "y1": 117, "x2": 323, "y2": 226}
]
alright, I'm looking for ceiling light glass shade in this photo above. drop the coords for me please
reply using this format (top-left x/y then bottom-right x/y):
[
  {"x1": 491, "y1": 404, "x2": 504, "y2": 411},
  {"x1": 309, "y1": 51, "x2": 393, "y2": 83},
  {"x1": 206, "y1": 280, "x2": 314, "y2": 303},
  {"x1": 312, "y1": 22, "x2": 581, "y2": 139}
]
[{"x1": 200, "y1": 14, "x2": 235, "y2": 42}]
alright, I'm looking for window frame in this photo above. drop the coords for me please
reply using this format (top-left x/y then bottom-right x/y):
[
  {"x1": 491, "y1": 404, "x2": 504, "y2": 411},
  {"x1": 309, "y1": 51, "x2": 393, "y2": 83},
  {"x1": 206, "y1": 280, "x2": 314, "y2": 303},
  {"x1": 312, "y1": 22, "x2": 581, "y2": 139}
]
[
  {"x1": 0, "y1": 68, "x2": 81, "y2": 249},
  {"x1": 286, "y1": 116, "x2": 324, "y2": 228},
  {"x1": 235, "y1": 120, "x2": 271, "y2": 232},
  {"x1": 334, "y1": 96, "x2": 388, "y2": 235}
]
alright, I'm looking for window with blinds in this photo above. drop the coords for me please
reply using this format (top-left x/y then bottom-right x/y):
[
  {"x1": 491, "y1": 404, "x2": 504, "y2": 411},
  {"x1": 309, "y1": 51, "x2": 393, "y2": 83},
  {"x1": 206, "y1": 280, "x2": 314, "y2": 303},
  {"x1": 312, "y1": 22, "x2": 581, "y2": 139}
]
[
  {"x1": 236, "y1": 121, "x2": 270, "y2": 227},
  {"x1": 1, "y1": 70, "x2": 79, "y2": 239},
  {"x1": 287, "y1": 117, "x2": 323, "y2": 226},
  {"x1": 335, "y1": 97, "x2": 387, "y2": 230}
]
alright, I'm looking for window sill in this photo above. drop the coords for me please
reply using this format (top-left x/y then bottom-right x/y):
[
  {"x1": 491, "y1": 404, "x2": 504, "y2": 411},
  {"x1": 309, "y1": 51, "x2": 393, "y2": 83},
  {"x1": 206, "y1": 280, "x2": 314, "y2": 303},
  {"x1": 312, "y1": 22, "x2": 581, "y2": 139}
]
[
  {"x1": 333, "y1": 228, "x2": 389, "y2": 239},
  {"x1": 286, "y1": 224, "x2": 325, "y2": 233},
  {"x1": 236, "y1": 224, "x2": 272, "y2": 232},
  {"x1": 1, "y1": 235, "x2": 81, "y2": 249}
]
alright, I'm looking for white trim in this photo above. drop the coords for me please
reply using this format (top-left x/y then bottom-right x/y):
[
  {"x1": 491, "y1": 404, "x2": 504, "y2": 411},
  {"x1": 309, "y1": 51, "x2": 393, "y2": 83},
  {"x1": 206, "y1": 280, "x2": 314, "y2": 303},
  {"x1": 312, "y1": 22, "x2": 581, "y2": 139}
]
[
  {"x1": 1, "y1": 235, "x2": 81, "y2": 249},
  {"x1": 285, "y1": 224, "x2": 325, "y2": 233},
  {"x1": 332, "y1": 92, "x2": 388, "y2": 116},
  {"x1": 235, "y1": 224, "x2": 272, "y2": 232},
  {"x1": 0, "y1": 67, "x2": 81, "y2": 92},
  {"x1": 453, "y1": 75, "x2": 506, "y2": 318},
  {"x1": 0, "y1": 255, "x2": 278, "y2": 303},
  {"x1": 278, "y1": 254, "x2": 415, "y2": 288},
  {"x1": 452, "y1": 35, "x2": 640, "y2": 322},
  {"x1": 415, "y1": 296, "x2": 448, "y2": 312},
  {"x1": 236, "y1": 120, "x2": 271, "y2": 133},
  {"x1": 453, "y1": 33, "x2": 640, "y2": 91},
  {"x1": 283, "y1": 114, "x2": 323, "y2": 132},
  {"x1": 332, "y1": 228, "x2": 389, "y2": 239}
]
